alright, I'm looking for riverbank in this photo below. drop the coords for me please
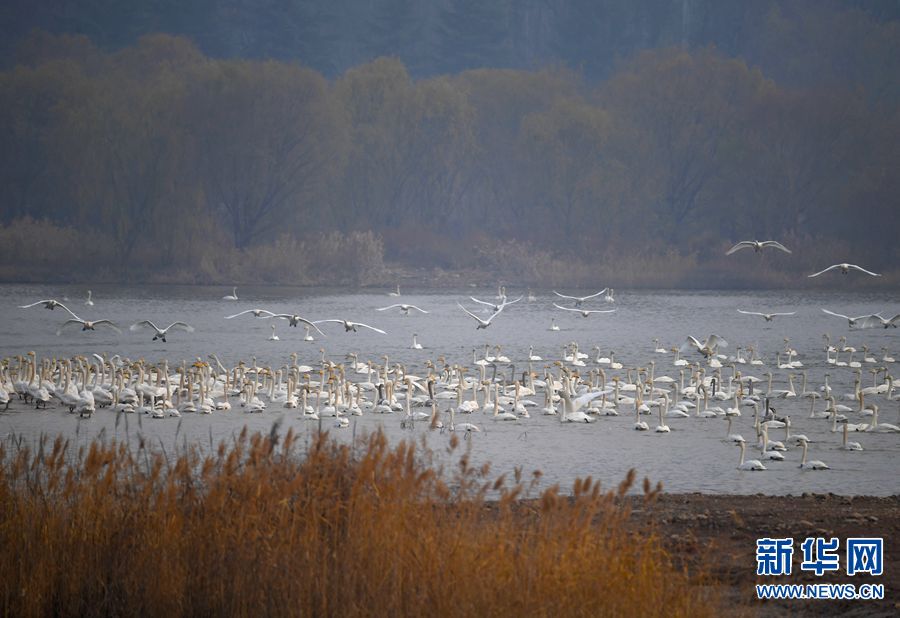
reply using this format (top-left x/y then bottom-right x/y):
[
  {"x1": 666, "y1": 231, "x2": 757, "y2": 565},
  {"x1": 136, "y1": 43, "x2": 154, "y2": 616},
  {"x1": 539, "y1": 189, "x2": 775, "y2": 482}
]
[{"x1": 624, "y1": 493, "x2": 899, "y2": 617}]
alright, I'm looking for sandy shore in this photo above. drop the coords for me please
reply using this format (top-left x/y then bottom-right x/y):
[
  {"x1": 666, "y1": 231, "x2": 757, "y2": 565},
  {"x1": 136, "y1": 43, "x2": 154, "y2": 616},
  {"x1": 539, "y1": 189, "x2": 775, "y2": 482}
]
[{"x1": 622, "y1": 493, "x2": 898, "y2": 617}]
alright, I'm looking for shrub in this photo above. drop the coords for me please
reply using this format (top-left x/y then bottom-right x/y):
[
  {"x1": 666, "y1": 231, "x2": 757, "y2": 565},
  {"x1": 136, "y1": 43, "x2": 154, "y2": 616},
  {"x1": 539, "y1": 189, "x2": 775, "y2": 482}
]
[{"x1": 0, "y1": 428, "x2": 716, "y2": 617}]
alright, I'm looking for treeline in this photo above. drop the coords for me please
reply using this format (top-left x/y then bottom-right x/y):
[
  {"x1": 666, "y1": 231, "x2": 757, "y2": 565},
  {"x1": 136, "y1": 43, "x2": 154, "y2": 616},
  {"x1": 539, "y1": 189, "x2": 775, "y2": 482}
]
[{"x1": 0, "y1": 30, "x2": 898, "y2": 287}]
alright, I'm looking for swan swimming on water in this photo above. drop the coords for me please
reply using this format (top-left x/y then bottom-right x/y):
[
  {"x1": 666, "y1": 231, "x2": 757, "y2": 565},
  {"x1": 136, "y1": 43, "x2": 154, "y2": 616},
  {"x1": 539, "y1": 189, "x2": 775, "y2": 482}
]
[
  {"x1": 85, "y1": 290, "x2": 94, "y2": 306},
  {"x1": 798, "y1": 439, "x2": 829, "y2": 470},
  {"x1": 736, "y1": 441, "x2": 766, "y2": 471},
  {"x1": 222, "y1": 287, "x2": 239, "y2": 300}
]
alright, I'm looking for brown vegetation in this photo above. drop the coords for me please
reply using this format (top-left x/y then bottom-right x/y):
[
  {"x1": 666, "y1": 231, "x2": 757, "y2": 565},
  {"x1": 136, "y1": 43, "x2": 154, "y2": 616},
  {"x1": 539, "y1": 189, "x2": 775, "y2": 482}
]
[{"x1": 0, "y1": 428, "x2": 716, "y2": 617}]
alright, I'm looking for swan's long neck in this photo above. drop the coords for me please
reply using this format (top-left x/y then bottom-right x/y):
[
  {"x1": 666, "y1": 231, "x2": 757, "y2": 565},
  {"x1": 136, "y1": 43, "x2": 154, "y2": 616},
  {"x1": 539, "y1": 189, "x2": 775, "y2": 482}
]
[{"x1": 739, "y1": 442, "x2": 746, "y2": 466}]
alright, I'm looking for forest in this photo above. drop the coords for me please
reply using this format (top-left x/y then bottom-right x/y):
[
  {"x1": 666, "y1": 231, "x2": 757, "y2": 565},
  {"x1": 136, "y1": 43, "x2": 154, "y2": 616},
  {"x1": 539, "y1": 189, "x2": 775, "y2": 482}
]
[{"x1": 0, "y1": 0, "x2": 898, "y2": 287}]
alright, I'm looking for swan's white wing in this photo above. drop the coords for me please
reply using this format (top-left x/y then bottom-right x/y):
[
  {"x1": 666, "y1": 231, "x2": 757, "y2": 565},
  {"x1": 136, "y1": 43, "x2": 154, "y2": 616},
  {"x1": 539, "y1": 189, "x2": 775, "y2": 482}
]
[
  {"x1": 353, "y1": 322, "x2": 386, "y2": 334},
  {"x1": 300, "y1": 320, "x2": 328, "y2": 337},
  {"x1": 56, "y1": 319, "x2": 83, "y2": 335},
  {"x1": 821, "y1": 309, "x2": 851, "y2": 320},
  {"x1": 886, "y1": 314, "x2": 900, "y2": 325},
  {"x1": 808, "y1": 265, "x2": 840, "y2": 278},
  {"x1": 854, "y1": 315, "x2": 883, "y2": 329},
  {"x1": 577, "y1": 289, "x2": 607, "y2": 301},
  {"x1": 19, "y1": 300, "x2": 55, "y2": 309},
  {"x1": 271, "y1": 314, "x2": 325, "y2": 335},
  {"x1": 553, "y1": 303, "x2": 583, "y2": 313},
  {"x1": 93, "y1": 320, "x2": 122, "y2": 334},
  {"x1": 770, "y1": 312, "x2": 797, "y2": 316},
  {"x1": 486, "y1": 307, "x2": 504, "y2": 323},
  {"x1": 457, "y1": 303, "x2": 486, "y2": 323},
  {"x1": 553, "y1": 291, "x2": 579, "y2": 301},
  {"x1": 165, "y1": 322, "x2": 194, "y2": 333},
  {"x1": 376, "y1": 304, "x2": 402, "y2": 311},
  {"x1": 502, "y1": 296, "x2": 524, "y2": 306},
  {"x1": 761, "y1": 241, "x2": 792, "y2": 253},
  {"x1": 706, "y1": 334, "x2": 727, "y2": 349},
  {"x1": 407, "y1": 305, "x2": 429, "y2": 313},
  {"x1": 725, "y1": 241, "x2": 753, "y2": 255},
  {"x1": 130, "y1": 320, "x2": 159, "y2": 332},
  {"x1": 681, "y1": 336, "x2": 703, "y2": 352},
  {"x1": 737, "y1": 310, "x2": 765, "y2": 317},
  {"x1": 225, "y1": 309, "x2": 273, "y2": 319},
  {"x1": 848, "y1": 264, "x2": 882, "y2": 277},
  {"x1": 570, "y1": 389, "x2": 610, "y2": 413},
  {"x1": 584, "y1": 309, "x2": 616, "y2": 314},
  {"x1": 469, "y1": 297, "x2": 496, "y2": 308}
]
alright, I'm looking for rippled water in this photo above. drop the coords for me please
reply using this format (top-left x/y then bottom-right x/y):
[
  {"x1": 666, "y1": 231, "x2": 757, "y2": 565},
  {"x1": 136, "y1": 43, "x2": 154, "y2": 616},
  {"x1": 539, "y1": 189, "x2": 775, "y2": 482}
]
[{"x1": 1, "y1": 283, "x2": 898, "y2": 495}]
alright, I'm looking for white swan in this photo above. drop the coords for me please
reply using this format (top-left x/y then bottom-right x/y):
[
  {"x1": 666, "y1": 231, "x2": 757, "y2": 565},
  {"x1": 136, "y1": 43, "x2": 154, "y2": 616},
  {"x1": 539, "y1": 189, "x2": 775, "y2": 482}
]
[
  {"x1": 377, "y1": 303, "x2": 429, "y2": 315},
  {"x1": 726, "y1": 240, "x2": 791, "y2": 255},
  {"x1": 798, "y1": 439, "x2": 829, "y2": 470},
  {"x1": 821, "y1": 309, "x2": 880, "y2": 329},
  {"x1": 858, "y1": 313, "x2": 900, "y2": 329},
  {"x1": 809, "y1": 263, "x2": 881, "y2": 277},
  {"x1": 457, "y1": 303, "x2": 503, "y2": 329},
  {"x1": 737, "y1": 441, "x2": 766, "y2": 471},
  {"x1": 20, "y1": 299, "x2": 78, "y2": 317},
  {"x1": 840, "y1": 423, "x2": 863, "y2": 451},
  {"x1": 552, "y1": 289, "x2": 608, "y2": 307},
  {"x1": 654, "y1": 399, "x2": 670, "y2": 433},
  {"x1": 57, "y1": 315, "x2": 121, "y2": 335},
  {"x1": 268, "y1": 324, "x2": 279, "y2": 341},
  {"x1": 863, "y1": 404, "x2": 900, "y2": 432},
  {"x1": 552, "y1": 303, "x2": 616, "y2": 318},
  {"x1": 558, "y1": 385, "x2": 604, "y2": 423},
  {"x1": 303, "y1": 324, "x2": 315, "y2": 341},
  {"x1": 449, "y1": 406, "x2": 481, "y2": 433},
  {"x1": 737, "y1": 310, "x2": 796, "y2": 322},
  {"x1": 272, "y1": 313, "x2": 328, "y2": 335},
  {"x1": 725, "y1": 416, "x2": 744, "y2": 442},
  {"x1": 681, "y1": 335, "x2": 727, "y2": 359},
  {"x1": 222, "y1": 287, "x2": 239, "y2": 300},
  {"x1": 129, "y1": 320, "x2": 194, "y2": 342},
  {"x1": 388, "y1": 284, "x2": 401, "y2": 297},
  {"x1": 549, "y1": 318, "x2": 560, "y2": 331},
  {"x1": 470, "y1": 295, "x2": 522, "y2": 312},
  {"x1": 758, "y1": 426, "x2": 784, "y2": 460},
  {"x1": 411, "y1": 333, "x2": 423, "y2": 350},
  {"x1": 85, "y1": 290, "x2": 94, "y2": 306},
  {"x1": 225, "y1": 308, "x2": 275, "y2": 319}
]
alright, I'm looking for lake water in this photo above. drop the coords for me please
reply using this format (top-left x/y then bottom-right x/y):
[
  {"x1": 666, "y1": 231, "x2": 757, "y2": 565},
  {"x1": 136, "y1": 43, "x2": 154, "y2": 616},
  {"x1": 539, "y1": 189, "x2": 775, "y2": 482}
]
[{"x1": 1, "y1": 283, "x2": 898, "y2": 495}]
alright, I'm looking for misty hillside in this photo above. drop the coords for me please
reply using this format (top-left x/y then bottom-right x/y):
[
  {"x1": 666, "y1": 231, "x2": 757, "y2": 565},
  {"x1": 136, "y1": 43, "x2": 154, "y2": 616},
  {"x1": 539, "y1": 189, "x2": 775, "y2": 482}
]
[{"x1": 0, "y1": 1, "x2": 897, "y2": 287}]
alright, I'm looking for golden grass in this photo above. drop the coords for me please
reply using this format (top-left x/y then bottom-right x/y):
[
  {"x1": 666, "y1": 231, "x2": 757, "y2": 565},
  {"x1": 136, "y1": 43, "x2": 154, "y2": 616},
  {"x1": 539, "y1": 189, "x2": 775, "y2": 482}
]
[{"x1": 0, "y1": 428, "x2": 717, "y2": 617}]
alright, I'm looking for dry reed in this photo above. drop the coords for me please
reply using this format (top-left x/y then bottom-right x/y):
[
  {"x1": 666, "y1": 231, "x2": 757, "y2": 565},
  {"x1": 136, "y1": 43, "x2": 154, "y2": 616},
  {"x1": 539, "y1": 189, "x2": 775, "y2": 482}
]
[{"x1": 0, "y1": 427, "x2": 717, "y2": 617}]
